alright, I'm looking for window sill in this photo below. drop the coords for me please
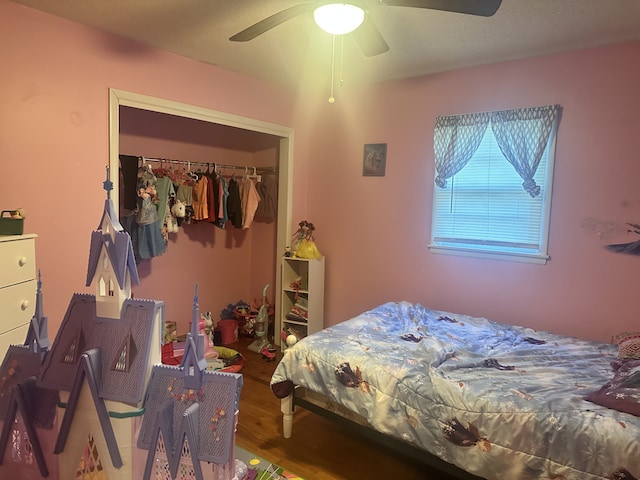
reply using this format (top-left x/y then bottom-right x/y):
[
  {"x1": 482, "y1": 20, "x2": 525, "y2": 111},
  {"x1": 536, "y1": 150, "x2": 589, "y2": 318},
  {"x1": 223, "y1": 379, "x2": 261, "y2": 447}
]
[{"x1": 428, "y1": 245, "x2": 549, "y2": 264}]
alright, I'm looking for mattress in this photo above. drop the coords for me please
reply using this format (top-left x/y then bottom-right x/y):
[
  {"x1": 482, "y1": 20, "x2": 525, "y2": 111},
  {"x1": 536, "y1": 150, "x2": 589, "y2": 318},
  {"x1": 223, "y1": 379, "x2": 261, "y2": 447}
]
[{"x1": 270, "y1": 301, "x2": 640, "y2": 480}]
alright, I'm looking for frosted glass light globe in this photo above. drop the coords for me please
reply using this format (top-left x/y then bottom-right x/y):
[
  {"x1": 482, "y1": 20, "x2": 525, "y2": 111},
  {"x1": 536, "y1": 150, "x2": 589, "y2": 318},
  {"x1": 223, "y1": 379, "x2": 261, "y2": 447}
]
[{"x1": 314, "y1": 4, "x2": 365, "y2": 35}]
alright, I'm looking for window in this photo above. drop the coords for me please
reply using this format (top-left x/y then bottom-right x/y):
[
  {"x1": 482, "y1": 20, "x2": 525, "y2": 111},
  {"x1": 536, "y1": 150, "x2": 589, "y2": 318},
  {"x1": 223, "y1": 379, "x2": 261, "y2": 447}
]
[
  {"x1": 62, "y1": 329, "x2": 84, "y2": 364},
  {"x1": 75, "y1": 433, "x2": 107, "y2": 480},
  {"x1": 429, "y1": 105, "x2": 561, "y2": 263},
  {"x1": 111, "y1": 331, "x2": 136, "y2": 372}
]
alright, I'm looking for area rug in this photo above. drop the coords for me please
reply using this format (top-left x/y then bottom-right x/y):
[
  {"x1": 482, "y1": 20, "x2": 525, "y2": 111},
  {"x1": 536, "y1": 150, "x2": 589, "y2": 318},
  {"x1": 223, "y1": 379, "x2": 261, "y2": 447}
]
[{"x1": 235, "y1": 446, "x2": 304, "y2": 480}]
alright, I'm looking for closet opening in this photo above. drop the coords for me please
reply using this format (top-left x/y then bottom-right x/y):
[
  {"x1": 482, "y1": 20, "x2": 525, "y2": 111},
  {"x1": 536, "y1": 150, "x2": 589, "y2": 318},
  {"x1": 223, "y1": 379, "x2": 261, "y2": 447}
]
[{"x1": 108, "y1": 89, "x2": 293, "y2": 346}]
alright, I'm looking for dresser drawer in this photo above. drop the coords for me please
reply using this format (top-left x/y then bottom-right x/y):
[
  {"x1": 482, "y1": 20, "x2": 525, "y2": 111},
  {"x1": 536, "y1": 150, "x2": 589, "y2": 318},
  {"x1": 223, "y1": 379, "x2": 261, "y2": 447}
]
[
  {"x1": 0, "y1": 279, "x2": 36, "y2": 333},
  {"x1": 0, "y1": 235, "x2": 37, "y2": 288}
]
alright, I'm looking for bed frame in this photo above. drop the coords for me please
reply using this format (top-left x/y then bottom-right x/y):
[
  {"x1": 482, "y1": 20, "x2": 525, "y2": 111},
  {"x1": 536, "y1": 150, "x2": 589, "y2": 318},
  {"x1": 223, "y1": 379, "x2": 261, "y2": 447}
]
[{"x1": 280, "y1": 386, "x2": 485, "y2": 480}]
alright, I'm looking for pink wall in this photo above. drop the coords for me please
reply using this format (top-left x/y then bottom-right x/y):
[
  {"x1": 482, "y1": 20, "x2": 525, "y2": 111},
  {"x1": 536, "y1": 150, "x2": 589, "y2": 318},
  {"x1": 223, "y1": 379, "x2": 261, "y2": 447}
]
[
  {"x1": 305, "y1": 41, "x2": 640, "y2": 342},
  {"x1": 0, "y1": 1, "x2": 300, "y2": 337},
  {"x1": 2, "y1": 0, "x2": 639, "y2": 344}
]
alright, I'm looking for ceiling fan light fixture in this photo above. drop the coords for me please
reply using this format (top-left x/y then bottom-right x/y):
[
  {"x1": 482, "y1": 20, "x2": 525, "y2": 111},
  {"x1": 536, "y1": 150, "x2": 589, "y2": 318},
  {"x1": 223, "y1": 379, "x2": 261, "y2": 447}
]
[{"x1": 313, "y1": 3, "x2": 365, "y2": 35}]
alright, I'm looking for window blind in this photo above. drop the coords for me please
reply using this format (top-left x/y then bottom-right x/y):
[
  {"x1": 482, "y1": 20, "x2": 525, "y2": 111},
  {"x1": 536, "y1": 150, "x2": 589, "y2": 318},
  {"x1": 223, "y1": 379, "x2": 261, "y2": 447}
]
[{"x1": 431, "y1": 123, "x2": 555, "y2": 259}]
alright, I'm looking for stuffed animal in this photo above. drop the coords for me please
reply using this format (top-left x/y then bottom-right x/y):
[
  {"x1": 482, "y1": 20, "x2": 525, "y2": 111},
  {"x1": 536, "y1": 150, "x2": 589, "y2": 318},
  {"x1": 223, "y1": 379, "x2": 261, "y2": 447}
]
[
  {"x1": 166, "y1": 214, "x2": 179, "y2": 233},
  {"x1": 171, "y1": 199, "x2": 186, "y2": 218},
  {"x1": 201, "y1": 311, "x2": 217, "y2": 337}
]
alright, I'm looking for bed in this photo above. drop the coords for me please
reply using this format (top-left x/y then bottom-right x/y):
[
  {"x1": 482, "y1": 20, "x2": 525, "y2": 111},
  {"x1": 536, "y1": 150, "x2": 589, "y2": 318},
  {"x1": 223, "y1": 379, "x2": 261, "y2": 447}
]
[{"x1": 270, "y1": 301, "x2": 640, "y2": 480}]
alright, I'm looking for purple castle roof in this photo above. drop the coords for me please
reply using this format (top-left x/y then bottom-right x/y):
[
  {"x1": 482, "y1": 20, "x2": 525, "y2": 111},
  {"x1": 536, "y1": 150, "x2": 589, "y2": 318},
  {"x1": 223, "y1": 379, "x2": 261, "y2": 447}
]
[
  {"x1": 138, "y1": 366, "x2": 242, "y2": 467},
  {"x1": 137, "y1": 284, "x2": 243, "y2": 475},
  {"x1": 0, "y1": 345, "x2": 58, "y2": 428},
  {"x1": 38, "y1": 293, "x2": 163, "y2": 404}
]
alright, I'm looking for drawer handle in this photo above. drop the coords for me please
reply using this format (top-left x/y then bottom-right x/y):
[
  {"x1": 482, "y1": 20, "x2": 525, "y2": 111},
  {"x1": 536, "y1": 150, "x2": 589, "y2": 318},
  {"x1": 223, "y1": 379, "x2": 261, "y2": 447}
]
[
  {"x1": 18, "y1": 256, "x2": 28, "y2": 267},
  {"x1": 21, "y1": 300, "x2": 30, "y2": 311}
]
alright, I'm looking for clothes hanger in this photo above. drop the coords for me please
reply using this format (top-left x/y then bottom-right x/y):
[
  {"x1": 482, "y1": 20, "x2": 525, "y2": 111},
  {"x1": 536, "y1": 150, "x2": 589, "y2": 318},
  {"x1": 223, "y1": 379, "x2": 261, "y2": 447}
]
[
  {"x1": 187, "y1": 161, "x2": 199, "y2": 181},
  {"x1": 247, "y1": 166, "x2": 262, "y2": 183}
]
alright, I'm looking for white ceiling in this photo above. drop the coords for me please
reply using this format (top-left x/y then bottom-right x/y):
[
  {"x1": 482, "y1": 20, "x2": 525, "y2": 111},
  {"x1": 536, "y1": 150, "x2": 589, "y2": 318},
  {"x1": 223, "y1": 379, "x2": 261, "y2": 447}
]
[{"x1": 11, "y1": 0, "x2": 640, "y2": 90}]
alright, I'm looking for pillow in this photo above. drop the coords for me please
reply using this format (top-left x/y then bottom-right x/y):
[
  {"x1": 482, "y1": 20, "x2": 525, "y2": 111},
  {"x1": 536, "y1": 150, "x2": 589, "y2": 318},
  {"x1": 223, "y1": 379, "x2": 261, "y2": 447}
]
[
  {"x1": 585, "y1": 359, "x2": 640, "y2": 417},
  {"x1": 614, "y1": 331, "x2": 640, "y2": 360}
]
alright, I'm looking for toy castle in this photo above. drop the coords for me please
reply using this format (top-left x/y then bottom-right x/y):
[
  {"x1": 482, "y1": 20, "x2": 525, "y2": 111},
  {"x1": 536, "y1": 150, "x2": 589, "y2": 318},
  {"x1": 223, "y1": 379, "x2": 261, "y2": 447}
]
[{"x1": 0, "y1": 168, "x2": 244, "y2": 480}]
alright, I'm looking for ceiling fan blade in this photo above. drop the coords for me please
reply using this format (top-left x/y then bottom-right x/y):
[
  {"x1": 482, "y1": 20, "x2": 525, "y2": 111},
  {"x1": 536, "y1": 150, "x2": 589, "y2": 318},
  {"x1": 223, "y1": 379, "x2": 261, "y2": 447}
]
[
  {"x1": 229, "y1": 3, "x2": 315, "y2": 42},
  {"x1": 382, "y1": 0, "x2": 502, "y2": 17},
  {"x1": 351, "y1": 15, "x2": 389, "y2": 57}
]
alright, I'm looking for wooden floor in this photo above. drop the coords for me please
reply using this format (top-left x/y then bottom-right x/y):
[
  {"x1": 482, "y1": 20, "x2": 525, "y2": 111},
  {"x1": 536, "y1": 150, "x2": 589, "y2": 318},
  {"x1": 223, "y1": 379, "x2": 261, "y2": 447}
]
[{"x1": 231, "y1": 337, "x2": 460, "y2": 480}]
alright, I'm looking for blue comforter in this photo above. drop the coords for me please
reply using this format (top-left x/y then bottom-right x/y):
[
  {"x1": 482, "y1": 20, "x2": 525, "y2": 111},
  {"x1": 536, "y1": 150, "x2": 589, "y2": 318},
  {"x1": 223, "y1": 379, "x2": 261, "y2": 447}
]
[{"x1": 270, "y1": 301, "x2": 640, "y2": 480}]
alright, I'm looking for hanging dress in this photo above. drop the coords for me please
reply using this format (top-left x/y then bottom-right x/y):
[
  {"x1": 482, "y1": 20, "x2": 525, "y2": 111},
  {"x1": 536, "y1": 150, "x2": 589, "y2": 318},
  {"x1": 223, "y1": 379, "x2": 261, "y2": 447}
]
[
  {"x1": 136, "y1": 190, "x2": 166, "y2": 260},
  {"x1": 192, "y1": 175, "x2": 209, "y2": 221}
]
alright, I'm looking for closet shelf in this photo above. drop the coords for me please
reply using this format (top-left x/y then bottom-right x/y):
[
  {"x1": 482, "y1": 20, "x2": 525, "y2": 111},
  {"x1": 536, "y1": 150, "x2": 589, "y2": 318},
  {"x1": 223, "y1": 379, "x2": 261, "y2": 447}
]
[{"x1": 283, "y1": 287, "x2": 310, "y2": 295}]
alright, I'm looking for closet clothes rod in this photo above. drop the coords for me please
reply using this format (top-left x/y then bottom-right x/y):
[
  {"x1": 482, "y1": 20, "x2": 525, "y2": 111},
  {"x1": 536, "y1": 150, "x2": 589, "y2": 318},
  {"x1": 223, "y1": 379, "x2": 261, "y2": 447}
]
[
  {"x1": 135, "y1": 156, "x2": 277, "y2": 175},
  {"x1": 141, "y1": 156, "x2": 247, "y2": 173}
]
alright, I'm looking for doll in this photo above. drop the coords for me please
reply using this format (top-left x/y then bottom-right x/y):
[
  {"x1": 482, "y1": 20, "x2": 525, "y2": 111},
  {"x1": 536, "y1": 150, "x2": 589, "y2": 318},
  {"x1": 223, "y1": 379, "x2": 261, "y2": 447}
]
[{"x1": 292, "y1": 220, "x2": 321, "y2": 259}]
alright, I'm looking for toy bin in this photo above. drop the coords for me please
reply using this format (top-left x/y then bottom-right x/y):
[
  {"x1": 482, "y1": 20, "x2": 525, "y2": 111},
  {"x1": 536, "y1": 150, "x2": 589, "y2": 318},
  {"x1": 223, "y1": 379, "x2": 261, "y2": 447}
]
[
  {"x1": 216, "y1": 319, "x2": 239, "y2": 345},
  {"x1": 0, "y1": 210, "x2": 24, "y2": 235}
]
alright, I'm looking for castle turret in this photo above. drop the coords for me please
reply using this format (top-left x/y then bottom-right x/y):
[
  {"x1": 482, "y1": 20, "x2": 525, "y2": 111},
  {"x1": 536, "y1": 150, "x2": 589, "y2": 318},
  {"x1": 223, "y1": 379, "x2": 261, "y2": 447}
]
[
  {"x1": 25, "y1": 270, "x2": 50, "y2": 359},
  {"x1": 181, "y1": 283, "x2": 208, "y2": 390},
  {"x1": 85, "y1": 166, "x2": 139, "y2": 319}
]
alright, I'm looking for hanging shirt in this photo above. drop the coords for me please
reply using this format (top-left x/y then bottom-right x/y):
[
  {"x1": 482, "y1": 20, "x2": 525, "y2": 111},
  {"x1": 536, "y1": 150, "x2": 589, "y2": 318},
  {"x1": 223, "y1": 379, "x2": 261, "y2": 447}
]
[
  {"x1": 226, "y1": 178, "x2": 243, "y2": 229},
  {"x1": 118, "y1": 154, "x2": 140, "y2": 211},
  {"x1": 255, "y1": 174, "x2": 278, "y2": 220},
  {"x1": 240, "y1": 177, "x2": 261, "y2": 229},
  {"x1": 215, "y1": 176, "x2": 229, "y2": 229},
  {"x1": 176, "y1": 183, "x2": 193, "y2": 206},
  {"x1": 154, "y1": 176, "x2": 175, "y2": 227}
]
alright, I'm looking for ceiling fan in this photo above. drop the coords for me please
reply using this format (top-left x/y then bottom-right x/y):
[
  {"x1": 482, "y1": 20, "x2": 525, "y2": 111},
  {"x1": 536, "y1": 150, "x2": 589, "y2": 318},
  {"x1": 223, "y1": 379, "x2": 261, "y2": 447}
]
[{"x1": 229, "y1": 0, "x2": 502, "y2": 57}]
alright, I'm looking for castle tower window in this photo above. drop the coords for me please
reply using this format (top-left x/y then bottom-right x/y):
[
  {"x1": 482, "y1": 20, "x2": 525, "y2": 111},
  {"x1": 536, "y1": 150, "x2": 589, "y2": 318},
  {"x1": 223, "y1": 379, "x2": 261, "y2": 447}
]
[
  {"x1": 111, "y1": 331, "x2": 136, "y2": 372},
  {"x1": 153, "y1": 433, "x2": 170, "y2": 479},
  {"x1": 179, "y1": 439, "x2": 196, "y2": 479},
  {"x1": 98, "y1": 277, "x2": 106, "y2": 297},
  {"x1": 62, "y1": 329, "x2": 84, "y2": 364},
  {"x1": 75, "y1": 433, "x2": 106, "y2": 480},
  {"x1": 11, "y1": 414, "x2": 34, "y2": 466}
]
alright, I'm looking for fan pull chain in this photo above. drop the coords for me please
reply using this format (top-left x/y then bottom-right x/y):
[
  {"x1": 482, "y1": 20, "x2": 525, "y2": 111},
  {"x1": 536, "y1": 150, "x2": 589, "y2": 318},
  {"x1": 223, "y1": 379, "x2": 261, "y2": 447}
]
[
  {"x1": 328, "y1": 34, "x2": 336, "y2": 104},
  {"x1": 339, "y1": 35, "x2": 345, "y2": 87}
]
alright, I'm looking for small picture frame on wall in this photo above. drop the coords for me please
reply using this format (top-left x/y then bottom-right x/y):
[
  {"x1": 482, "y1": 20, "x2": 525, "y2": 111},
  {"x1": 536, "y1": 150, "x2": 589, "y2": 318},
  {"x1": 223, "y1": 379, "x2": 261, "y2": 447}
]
[{"x1": 362, "y1": 143, "x2": 387, "y2": 177}]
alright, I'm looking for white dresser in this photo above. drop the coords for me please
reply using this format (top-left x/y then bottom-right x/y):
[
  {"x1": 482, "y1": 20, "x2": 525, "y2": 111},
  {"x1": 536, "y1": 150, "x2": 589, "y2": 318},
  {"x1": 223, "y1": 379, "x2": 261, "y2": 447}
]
[{"x1": 0, "y1": 234, "x2": 37, "y2": 359}]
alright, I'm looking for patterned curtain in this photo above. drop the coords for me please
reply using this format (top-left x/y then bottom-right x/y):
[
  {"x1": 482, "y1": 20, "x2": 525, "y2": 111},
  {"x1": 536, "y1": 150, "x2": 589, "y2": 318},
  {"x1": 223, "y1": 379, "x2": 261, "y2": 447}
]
[
  {"x1": 433, "y1": 112, "x2": 491, "y2": 188},
  {"x1": 490, "y1": 105, "x2": 561, "y2": 197}
]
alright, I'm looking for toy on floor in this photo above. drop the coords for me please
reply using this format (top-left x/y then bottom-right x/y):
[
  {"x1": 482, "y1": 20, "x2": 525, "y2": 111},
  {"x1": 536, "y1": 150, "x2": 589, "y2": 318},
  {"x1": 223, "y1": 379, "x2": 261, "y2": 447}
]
[
  {"x1": 260, "y1": 346, "x2": 277, "y2": 362},
  {"x1": 240, "y1": 451, "x2": 302, "y2": 480},
  {"x1": 247, "y1": 284, "x2": 271, "y2": 354}
]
